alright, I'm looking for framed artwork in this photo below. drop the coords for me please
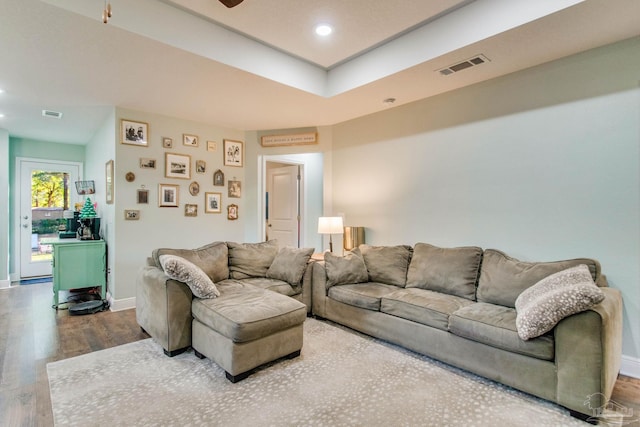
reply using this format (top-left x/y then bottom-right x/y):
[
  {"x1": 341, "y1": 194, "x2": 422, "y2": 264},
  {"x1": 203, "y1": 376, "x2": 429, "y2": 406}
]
[
  {"x1": 165, "y1": 152, "x2": 191, "y2": 179},
  {"x1": 137, "y1": 189, "x2": 149, "y2": 204},
  {"x1": 75, "y1": 180, "x2": 95, "y2": 195},
  {"x1": 105, "y1": 160, "x2": 114, "y2": 204},
  {"x1": 223, "y1": 139, "x2": 243, "y2": 167},
  {"x1": 124, "y1": 209, "x2": 140, "y2": 220},
  {"x1": 196, "y1": 160, "x2": 206, "y2": 174},
  {"x1": 162, "y1": 137, "x2": 173, "y2": 149},
  {"x1": 139, "y1": 158, "x2": 156, "y2": 169},
  {"x1": 228, "y1": 180, "x2": 241, "y2": 198},
  {"x1": 207, "y1": 141, "x2": 217, "y2": 152},
  {"x1": 227, "y1": 204, "x2": 238, "y2": 220},
  {"x1": 158, "y1": 183, "x2": 179, "y2": 207},
  {"x1": 184, "y1": 204, "x2": 198, "y2": 217},
  {"x1": 205, "y1": 192, "x2": 222, "y2": 214},
  {"x1": 183, "y1": 134, "x2": 198, "y2": 147},
  {"x1": 213, "y1": 169, "x2": 224, "y2": 186},
  {"x1": 121, "y1": 119, "x2": 149, "y2": 147},
  {"x1": 189, "y1": 181, "x2": 200, "y2": 196}
]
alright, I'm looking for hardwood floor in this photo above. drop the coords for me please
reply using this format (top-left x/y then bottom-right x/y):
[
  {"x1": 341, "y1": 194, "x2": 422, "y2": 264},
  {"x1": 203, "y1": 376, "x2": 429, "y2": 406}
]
[{"x1": 1, "y1": 282, "x2": 638, "y2": 426}]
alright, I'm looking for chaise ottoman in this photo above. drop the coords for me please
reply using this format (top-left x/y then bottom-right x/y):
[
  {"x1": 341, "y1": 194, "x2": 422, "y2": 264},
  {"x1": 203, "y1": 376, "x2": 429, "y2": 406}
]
[{"x1": 191, "y1": 280, "x2": 307, "y2": 382}]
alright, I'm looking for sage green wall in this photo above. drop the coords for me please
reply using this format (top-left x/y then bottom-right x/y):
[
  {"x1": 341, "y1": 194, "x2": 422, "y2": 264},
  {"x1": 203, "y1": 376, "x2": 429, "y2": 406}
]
[
  {"x1": 331, "y1": 37, "x2": 640, "y2": 363},
  {"x1": 0, "y1": 129, "x2": 9, "y2": 287},
  {"x1": 7, "y1": 137, "x2": 85, "y2": 277}
]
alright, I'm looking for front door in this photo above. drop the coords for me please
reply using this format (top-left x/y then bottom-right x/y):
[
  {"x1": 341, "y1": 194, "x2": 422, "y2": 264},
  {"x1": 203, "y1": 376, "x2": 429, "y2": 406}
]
[
  {"x1": 267, "y1": 164, "x2": 300, "y2": 247},
  {"x1": 18, "y1": 159, "x2": 81, "y2": 278}
]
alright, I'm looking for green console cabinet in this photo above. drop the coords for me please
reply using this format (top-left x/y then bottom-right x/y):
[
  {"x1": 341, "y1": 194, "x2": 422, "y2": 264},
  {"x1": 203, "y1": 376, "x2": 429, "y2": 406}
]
[{"x1": 51, "y1": 239, "x2": 106, "y2": 307}]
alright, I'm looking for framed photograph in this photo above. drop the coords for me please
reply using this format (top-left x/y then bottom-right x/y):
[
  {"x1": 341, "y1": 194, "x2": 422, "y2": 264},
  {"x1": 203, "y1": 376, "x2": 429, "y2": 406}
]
[
  {"x1": 162, "y1": 137, "x2": 173, "y2": 149},
  {"x1": 227, "y1": 204, "x2": 238, "y2": 220},
  {"x1": 207, "y1": 141, "x2": 217, "y2": 152},
  {"x1": 183, "y1": 134, "x2": 198, "y2": 147},
  {"x1": 137, "y1": 189, "x2": 149, "y2": 204},
  {"x1": 184, "y1": 204, "x2": 198, "y2": 217},
  {"x1": 189, "y1": 181, "x2": 200, "y2": 196},
  {"x1": 158, "y1": 184, "x2": 179, "y2": 207},
  {"x1": 223, "y1": 139, "x2": 243, "y2": 167},
  {"x1": 228, "y1": 180, "x2": 241, "y2": 198},
  {"x1": 139, "y1": 158, "x2": 156, "y2": 169},
  {"x1": 165, "y1": 152, "x2": 191, "y2": 179},
  {"x1": 196, "y1": 160, "x2": 206, "y2": 174},
  {"x1": 124, "y1": 209, "x2": 140, "y2": 220},
  {"x1": 213, "y1": 169, "x2": 224, "y2": 186},
  {"x1": 105, "y1": 160, "x2": 114, "y2": 204},
  {"x1": 75, "y1": 180, "x2": 95, "y2": 195},
  {"x1": 204, "y1": 192, "x2": 222, "y2": 214},
  {"x1": 121, "y1": 119, "x2": 149, "y2": 147}
]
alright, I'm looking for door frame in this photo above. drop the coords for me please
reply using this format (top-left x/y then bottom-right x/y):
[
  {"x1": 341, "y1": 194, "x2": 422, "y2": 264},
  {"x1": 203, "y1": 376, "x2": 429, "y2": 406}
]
[{"x1": 14, "y1": 157, "x2": 83, "y2": 279}]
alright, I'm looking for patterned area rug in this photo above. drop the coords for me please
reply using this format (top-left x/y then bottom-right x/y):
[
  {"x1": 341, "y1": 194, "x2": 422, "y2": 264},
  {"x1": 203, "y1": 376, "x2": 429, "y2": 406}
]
[{"x1": 47, "y1": 318, "x2": 588, "y2": 426}]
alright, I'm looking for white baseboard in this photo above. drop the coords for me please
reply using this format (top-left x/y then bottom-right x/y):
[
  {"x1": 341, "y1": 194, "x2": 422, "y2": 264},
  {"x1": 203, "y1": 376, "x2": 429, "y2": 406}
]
[
  {"x1": 620, "y1": 354, "x2": 640, "y2": 379},
  {"x1": 0, "y1": 279, "x2": 10, "y2": 289},
  {"x1": 107, "y1": 293, "x2": 136, "y2": 312}
]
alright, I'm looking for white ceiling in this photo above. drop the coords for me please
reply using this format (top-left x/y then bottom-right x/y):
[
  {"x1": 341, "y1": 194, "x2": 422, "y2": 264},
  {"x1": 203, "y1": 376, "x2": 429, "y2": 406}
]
[{"x1": 0, "y1": 0, "x2": 638, "y2": 144}]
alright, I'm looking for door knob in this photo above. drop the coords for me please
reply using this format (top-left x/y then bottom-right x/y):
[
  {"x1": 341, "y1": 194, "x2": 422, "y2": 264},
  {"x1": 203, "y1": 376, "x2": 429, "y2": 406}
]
[
  {"x1": 23, "y1": 215, "x2": 29, "y2": 220},
  {"x1": 22, "y1": 224, "x2": 28, "y2": 228}
]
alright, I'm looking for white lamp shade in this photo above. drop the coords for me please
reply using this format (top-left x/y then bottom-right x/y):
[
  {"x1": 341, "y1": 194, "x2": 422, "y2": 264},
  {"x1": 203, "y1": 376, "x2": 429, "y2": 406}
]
[{"x1": 318, "y1": 216, "x2": 343, "y2": 234}]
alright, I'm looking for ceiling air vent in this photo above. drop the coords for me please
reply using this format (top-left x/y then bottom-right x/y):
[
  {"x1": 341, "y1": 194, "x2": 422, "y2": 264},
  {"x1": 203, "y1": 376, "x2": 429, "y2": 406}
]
[
  {"x1": 438, "y1": 54, "x2": 490, "y2": 76},
  {"x1": 42, "y1": 109, "x2": 63, "y2": 119}
]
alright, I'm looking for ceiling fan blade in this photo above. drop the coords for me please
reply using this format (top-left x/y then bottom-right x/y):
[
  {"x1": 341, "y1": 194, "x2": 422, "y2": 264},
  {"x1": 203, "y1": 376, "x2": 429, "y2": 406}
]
[{"x1": 219, "y1": 0, "x2": 244, "y2": 8}]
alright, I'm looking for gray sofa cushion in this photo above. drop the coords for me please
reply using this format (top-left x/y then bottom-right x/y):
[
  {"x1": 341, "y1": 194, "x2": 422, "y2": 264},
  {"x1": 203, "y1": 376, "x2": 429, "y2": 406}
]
[
  {"x1": 449, "y1": 302, "x2": 555, "y2": 361},
  {"x1": 227, "y1": 240, "x2": 279, "y2": 279},
  {"x1": 328, "y1": 283, "x2": 399, "y2": 311},
  {"x1": 381, "y1": 288, "x2": 474, "y2": 331},
  {"x1": 515, "y1": 264, "x2": 604, "y2": 340},
  {"x1": 240, "y1": 277, "x2": 298, "y2": 297},
  {"x1": 360, "y1": 244, "x2": 412, "y2": 287},
  {"x1": 406, "y1": 243, "x2": 483, "y2": 300},
  {"x1": 476, "y1": 249, "x2": 601, "y2": 308},
  {"x1": 159, "y1": 254, "x2": 220, "y2": 299},
  {"x1": 152, "y1": 241, "x2": 229, "y2": 283},
  {"x1": 266, "y1": 246, "x2": 314, "y2": 285},
  {"x1": 324, "y1": 248, "x2": 369, "y2": 287}
]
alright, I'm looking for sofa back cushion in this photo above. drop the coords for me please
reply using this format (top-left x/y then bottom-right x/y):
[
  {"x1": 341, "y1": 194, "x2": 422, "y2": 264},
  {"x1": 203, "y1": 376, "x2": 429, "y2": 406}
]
[
  {"x1": 266, "y1": 246, "x2": 314, "y2": 285},
  {"x1": 406, "y1": 243, "x2": 483, "y2": 300},
  {"x1": 228, "y1": 240, "x2": 279, "y2": 279},
  {"x1": 324, "y1": 247, "x2": 369, "y2": 287},
  {"x1": 476, "y1": 249, "x2": 601, "y2": 308},
  {"x1": 360, "y1": 244, "x2": 412, "y2": 287},
  {"x1": 152, "y1": 241, "x2": 229, "y2": 283}
]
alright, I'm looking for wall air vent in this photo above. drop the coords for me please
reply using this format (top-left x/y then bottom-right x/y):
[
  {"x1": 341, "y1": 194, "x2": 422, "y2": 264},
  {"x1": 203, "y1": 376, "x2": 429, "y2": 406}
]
[
  {"x1": 42, "y1": 109, "x2": 63, "y2": 119},
  {"x1": 438, "y1": 54, "x2": 490, "y2": 76}
]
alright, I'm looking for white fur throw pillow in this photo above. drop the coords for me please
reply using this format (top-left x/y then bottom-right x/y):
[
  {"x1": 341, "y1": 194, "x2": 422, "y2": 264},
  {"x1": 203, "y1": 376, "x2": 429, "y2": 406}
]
[
  {"x1": 515, "y1": 264, "x2": 604, "y2": 340},
  {"x1": 159, "y1": 254, "x2": 220, "y2": 299}
]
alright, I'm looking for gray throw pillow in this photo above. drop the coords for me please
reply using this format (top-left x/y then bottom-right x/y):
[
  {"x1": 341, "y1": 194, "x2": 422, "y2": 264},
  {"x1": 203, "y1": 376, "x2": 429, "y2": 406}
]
[
  {"x1": 159, "y1": 254, "x2": 220, "y2": 299},
  {"x1": 227, "y1": 240, "x2": 279, "y2": 279},
  {"x1": 152, "y1": 241, "x2": 229, "y2": 283},
  {"x1": 515, "y1": 264, "x2": 604, "y2": 340},
  {"x1": 359, "y1": 244, "x2": 412, "y2": 287},
  {"x1": 325, "y1": 248, "x2": 369, "y2": 287},
  {"x1": 266, "y1": 246, "x2": 314, "y2": 285},
  {"x1": 406, "y1": 243, "x2": 482, "y2": 300}
]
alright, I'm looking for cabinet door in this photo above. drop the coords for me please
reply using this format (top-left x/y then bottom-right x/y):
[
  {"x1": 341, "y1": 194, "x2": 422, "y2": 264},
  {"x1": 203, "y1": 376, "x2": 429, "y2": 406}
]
[{"x1": 56, "y1": 242, "x2": 105, "y2": 290}]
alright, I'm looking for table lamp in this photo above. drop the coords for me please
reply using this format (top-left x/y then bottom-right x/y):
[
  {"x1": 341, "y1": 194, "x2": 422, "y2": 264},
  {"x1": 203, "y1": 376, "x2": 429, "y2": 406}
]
[{"x1": 318, "y1": 216, "x2": 343, "y2": 252}]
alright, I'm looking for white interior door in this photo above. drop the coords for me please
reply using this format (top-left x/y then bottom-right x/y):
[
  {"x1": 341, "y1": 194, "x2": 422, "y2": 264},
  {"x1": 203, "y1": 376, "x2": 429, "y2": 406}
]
[
  {"x1": 267, "y1": 164, "x2": 300, "y2": 247},
  {"x1": 18, "y1": 159, "x2": 81, "y2": 278}
]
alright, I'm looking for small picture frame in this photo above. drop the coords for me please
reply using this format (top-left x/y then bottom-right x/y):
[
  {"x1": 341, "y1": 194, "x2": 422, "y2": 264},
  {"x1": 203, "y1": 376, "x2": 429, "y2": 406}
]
[
  {"x1": 183, "y1": 134, "x2": 198, "y2": 147},
  {"x1": 121, "y1": 119, "x2": 149, "y2": 147},
  {"x1": 213, "y1": 169, "x2": 224, "y2": 186},
  {"x1": 196, "y1": 160, "x2": 206, "y2": 174},
  {"x1": 227, "y1": 204, "x2": 238, "y2": 220},
  {"x1": 184, "y1": 204, "x2": 198, "y2": 217},
  {"x1": 139, "y1": 158, "x2": 156, "y2": 169},
  {"x1": 189, "y1": 181, "x2": 200, "y2": 196},
  {"x1": 228, "y1": 180, "x2": 241, "y2": 198},
  {"x1": 105, "y1": 160, "x2": 114, "y2": 204},
  {"x1": 165, "y1": 152, "x2": 191, "y2": 179},
  {"x1": 137, "y1": 189, "x2": 149, "y2": 204},
  {"x1": 223, "y1": 139, "x2": 243, "y2": 167},
  {"x1": 124, "y1": 209, "x2": 140, "y2": 220},
  {"x1": 207, "y1": 141, "x2": 217, "y2": 152},
  {"x1": 159, "y1": 184, "x2": 179, "y2": 207},
  {"x1": 162, "y1": 137, "x2": 173, "y2": 149},
  {"x1": 205, "y1": 192, "x2": 222, "y2": 213}
]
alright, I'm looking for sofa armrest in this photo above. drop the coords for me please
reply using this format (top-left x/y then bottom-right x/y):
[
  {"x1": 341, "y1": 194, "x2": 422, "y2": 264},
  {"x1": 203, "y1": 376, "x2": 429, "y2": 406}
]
[
  {"x1": 136, "y1": 265, "x2": 193, "y2": 355},
  {"x1": 554, "y1": 287, "x2": 622, "y2": 416},
  {"x1": 311, "y1": 261, "x2": 329, "y2": 317}
]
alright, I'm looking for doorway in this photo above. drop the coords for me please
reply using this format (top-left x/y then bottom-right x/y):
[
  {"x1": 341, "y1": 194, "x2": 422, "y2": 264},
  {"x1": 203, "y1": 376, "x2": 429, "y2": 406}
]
[
  {"x1": 266, "y1": 162, "x2": 301, "y2": 247},
  {"x1": 16, "y1": 158, "x2": 82, "y2": 278}
]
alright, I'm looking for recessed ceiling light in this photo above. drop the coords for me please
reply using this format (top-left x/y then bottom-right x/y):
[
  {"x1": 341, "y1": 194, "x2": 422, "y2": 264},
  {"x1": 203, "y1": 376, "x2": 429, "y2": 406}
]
[
  {"x1": 0, "y1": 88, "x2": 5, "y2": 94},
  {"x1": 0, "y1": 113, "x2": 5, "y2": 118},
  {"x1": 315, "y1": 24, "x2": 332, "y2": 36}
]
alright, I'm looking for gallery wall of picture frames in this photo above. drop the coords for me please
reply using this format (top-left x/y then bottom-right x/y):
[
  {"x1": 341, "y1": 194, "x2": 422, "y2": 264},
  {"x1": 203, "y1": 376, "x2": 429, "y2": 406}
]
[{"x1": 118, "y1": 118, "x2": 243, "y2": 220}]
